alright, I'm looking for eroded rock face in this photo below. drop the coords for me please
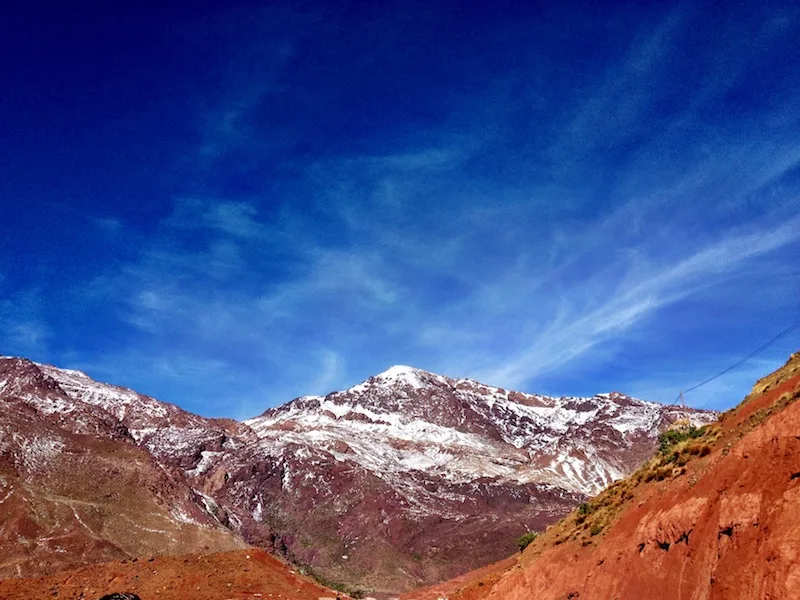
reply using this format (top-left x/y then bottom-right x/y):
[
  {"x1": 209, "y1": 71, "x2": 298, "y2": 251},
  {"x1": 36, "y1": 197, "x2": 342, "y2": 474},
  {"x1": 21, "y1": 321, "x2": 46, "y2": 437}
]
[
  {"x1": 403, "y1": 352, "x2": 800, "y2": 600},
  {"x1": 0, "y1": 357, "x2": 714, "y2": 594},
  {"x1": 635, "y1": 496, "x2": 709, "y2": 551}
]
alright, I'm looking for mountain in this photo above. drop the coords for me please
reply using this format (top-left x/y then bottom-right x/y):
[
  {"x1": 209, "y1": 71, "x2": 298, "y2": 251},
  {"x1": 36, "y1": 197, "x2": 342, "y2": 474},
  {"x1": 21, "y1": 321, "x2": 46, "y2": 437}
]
[
  {"x1": 403, "y1": 351, "x2": 800, "y2": 600},
  {"x1": 0, "y1": 357, "x2": 714, "y2": 595},
  {"x1": 0, "y1": 357, "x2": 246, "y2": 579},
  {"x1": 227, "y1": 365, "x2": 715, "y2": 593}
]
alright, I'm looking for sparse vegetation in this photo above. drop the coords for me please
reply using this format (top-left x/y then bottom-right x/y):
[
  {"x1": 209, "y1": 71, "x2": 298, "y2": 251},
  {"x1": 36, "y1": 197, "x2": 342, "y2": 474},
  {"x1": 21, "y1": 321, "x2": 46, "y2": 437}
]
[
  {"x1": 465, "y1": 354, "x2": 800, "y2": 599},
  {"x1": 531, "y1": 421, "x2": 724, "y2": 550},
  {"x1": 657, "y1": 425, "x2": 704, "y2": 454},
  {"x1": 640, "y1": 423, "x2": 720, "y2": 483},
  {"x1": 570, "y1": 393, "x2": 788, "y2": 548},
  {"x1": 517, "y1": 531, "x2": 539, "y2": 552},
  {"x1": 739, "y1": 387, "x2": 800, "y2": 434},
  {"x1": 304, "y1": 566, "x2": 367, "y2": 599},
  {"x1": 575, "y1": 501, "x2": 597, "y2": 524}
]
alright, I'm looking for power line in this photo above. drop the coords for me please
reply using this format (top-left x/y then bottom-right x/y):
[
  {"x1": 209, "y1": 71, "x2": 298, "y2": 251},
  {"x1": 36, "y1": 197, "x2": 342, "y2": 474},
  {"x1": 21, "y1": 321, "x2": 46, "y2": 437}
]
[{"x1": 677, "y1": 316, "x2": 800, "y2": 402}]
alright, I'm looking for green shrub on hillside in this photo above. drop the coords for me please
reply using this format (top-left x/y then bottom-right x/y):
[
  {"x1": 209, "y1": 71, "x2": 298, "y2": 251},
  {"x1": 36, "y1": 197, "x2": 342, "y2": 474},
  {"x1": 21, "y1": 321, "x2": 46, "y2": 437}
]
[
  {"x1": 658, "y1": 426, "x2": 704, "y2": 454},
  {"x1": 590, "y1": 523, "x2": 604, "y2": 536},
  {"x1": 517, "y1": 531, "x2": 538, "y2": 552}
]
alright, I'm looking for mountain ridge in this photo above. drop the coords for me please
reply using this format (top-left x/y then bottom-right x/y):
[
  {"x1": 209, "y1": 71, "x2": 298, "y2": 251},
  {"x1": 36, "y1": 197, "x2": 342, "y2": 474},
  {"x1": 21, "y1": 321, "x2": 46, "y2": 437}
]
[
  {"x1": 0, "y1": 357, "x2": 247, "y2": 580},
  {"x1": 0, "y1": 355, "x2": 715, "y2": 594}
]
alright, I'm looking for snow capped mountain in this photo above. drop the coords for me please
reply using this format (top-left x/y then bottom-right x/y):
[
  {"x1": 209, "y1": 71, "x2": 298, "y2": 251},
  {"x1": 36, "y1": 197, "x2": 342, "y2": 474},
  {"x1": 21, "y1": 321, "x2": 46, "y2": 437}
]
[
  {"x1": 32, "y1": 359, "x2": 254, "y2": 472},
  {"x1": 223, "y1": 365, "x2": 715, "y2": 592},
  {"x1": 247, "y1": 365, "x2": 712, "y2": 496},
  {"x1": 0, "y1": 357, "x2": 716, "y2": 594}
]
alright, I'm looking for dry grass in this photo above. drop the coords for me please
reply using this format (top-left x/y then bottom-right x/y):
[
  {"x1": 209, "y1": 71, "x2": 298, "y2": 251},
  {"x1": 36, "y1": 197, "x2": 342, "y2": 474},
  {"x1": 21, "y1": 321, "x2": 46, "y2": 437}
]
[
  {"x1": 524, "y1": 423, "x2": 722, "y2": 551},
  {"x1": 516, "y1": 353, "x2": 800, "y2": 563},
  {"x1": 539, "y1": 384, "x2": 800, "y2": 549},
  {"x1": 739, "y1": 386, "x2": 800, "y2": 435}
]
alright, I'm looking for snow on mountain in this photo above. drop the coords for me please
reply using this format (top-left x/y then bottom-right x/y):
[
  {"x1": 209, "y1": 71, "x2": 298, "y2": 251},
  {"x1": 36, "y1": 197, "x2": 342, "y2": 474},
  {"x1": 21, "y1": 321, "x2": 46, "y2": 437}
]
[
  {"x1": 227, "y1": 365, "x2": 715, "y2": 592},
  {"x1": 0, "y1": 358, "x2": 246, "y2": 579},
  {"x1": 36, "y1": 362, "x2": 171, "y2": 422},
  {"x1": 246, "y1": 367, "x2": 713, "y2": 496},
  {"x1": 0, "y1": 357, "x2": 717, "y2": 593},
  {"x1": 33, "y1": 360, "x2": 254, "y2": 474}
]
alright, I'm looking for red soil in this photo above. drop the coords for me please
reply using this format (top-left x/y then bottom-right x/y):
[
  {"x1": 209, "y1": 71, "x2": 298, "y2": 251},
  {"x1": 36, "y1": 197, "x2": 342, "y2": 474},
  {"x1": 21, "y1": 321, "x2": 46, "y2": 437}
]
[{"x1": 0, "y1": 549, "x2": 333, "y2": 600}]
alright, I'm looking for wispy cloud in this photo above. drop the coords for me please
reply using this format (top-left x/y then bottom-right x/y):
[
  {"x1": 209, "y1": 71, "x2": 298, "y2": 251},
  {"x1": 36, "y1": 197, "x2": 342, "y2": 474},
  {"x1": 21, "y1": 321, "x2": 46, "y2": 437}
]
[
  {"x1": 470, "y1": 215, "x2": 800, "y2": 389},
  {"x1": 76, "y1": 163, "x2": 797, "y2": 415},
  {"x1": 0, "y1": 290, "x2": 51, "y2": 358},
  {"x1": 5, "y1": 1, "x2": 798, "y2": 417}
]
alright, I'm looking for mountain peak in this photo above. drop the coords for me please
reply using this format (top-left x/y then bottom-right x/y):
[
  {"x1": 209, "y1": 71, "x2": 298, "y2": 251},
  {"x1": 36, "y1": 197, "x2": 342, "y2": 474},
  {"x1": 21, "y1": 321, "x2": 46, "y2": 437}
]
[
  {"x1": 365, "y1": 364, "x2": 450, "y2": 391},
  {"x1": 377, "y1": 364, "x2": 422, "y2": 377}
]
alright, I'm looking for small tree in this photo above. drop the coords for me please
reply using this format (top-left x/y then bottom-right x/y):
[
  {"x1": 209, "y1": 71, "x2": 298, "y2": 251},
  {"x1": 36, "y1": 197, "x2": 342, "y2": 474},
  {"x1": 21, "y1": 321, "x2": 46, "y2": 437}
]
[{"x1": 517, "y1": 531, "x2": 538, "y2": 552}]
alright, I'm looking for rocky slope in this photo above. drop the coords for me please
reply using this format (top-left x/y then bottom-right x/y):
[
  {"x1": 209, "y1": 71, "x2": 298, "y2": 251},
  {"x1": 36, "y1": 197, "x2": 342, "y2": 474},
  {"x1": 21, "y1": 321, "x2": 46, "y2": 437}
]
[
  {"x1": 0, "y1": 358, "x2": 246, "y2": 579},
  {"x1": 0, "y1": 357, "x2": 715, "y2": 594},
  {"x1": 404, "y1": 351, "x2": 800, "y2": 600}
]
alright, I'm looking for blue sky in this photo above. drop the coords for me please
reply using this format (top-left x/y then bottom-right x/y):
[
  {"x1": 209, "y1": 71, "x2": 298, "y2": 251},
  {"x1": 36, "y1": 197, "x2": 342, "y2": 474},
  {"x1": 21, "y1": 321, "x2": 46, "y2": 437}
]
[{"x1": 1, "y1": 1, "x2": 798, "y2": 418}]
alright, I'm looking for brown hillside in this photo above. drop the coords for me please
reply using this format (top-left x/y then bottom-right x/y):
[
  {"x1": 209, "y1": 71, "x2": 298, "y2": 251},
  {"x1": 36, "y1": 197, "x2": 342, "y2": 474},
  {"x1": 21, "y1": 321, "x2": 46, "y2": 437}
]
[
  {"x1": 404, "y1": 351, "x2": 800, "y2": 600},
  {"x1": 0, "y1": 358, "x2": 246, "y2": 579},
  {"x1": 0, "y1": 548, "x2": 333, "y2": 600}
]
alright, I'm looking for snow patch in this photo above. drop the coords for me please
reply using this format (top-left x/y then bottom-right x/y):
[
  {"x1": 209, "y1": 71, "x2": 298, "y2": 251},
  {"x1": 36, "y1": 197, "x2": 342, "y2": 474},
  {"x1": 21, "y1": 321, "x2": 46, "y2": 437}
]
[
  {"x1": 19, "y1": 437, "x2": 65, "y2": 471},
  {"x1": 185, "y1": 451, "x2": 223, "y2": 477},
  {"x1": 170, "y1": 505, "x2": 199, "y2": 525}
]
